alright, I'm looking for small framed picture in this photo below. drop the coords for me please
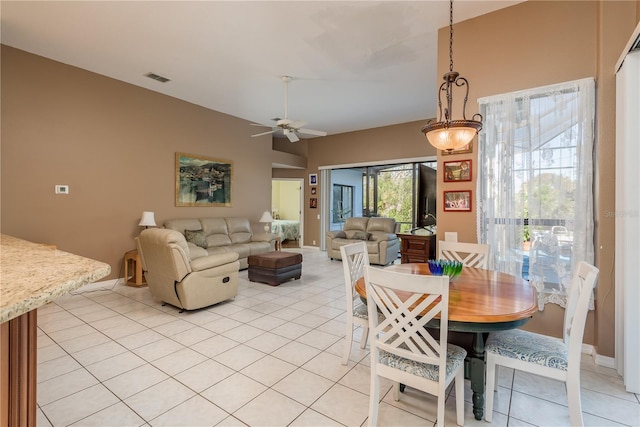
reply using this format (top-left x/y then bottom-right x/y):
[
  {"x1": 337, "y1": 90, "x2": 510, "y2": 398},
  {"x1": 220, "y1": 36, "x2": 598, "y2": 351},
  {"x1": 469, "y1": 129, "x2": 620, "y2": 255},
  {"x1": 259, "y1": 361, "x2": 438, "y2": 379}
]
[
  {"x1": 441, "y1": 141, "x2": 473, "y2": 155},
  {"x1": 444, "y1": 190, "x2": 472, "y2": 212},
  {"x1": 444, "y1": 160, "x2": 472, "y2": 182},
  {"x1": 310, "y1": 187, "x2": 317, "y2": 195},
  {"x1": 309, "y1": 174, "x2": 318, "y2": 186},
  {"x1": 310, "y1": 198, "x2": 318, "y2": 208}
]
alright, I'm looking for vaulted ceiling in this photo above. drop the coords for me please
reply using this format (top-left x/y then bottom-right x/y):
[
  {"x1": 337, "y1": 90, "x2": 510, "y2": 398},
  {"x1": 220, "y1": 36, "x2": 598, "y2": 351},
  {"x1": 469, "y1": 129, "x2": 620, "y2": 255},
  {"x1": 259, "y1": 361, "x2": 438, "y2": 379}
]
[{"x1": 1, "y1": 1, "x2": 523, "y2": 137}]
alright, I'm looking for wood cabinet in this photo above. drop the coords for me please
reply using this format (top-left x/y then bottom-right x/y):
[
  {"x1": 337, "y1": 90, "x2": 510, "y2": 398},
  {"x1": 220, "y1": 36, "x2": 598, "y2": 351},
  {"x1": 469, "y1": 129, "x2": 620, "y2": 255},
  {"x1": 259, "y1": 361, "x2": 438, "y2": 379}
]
[{"x1": 398, "y1": 233, "x2": 435, "y2": 263}]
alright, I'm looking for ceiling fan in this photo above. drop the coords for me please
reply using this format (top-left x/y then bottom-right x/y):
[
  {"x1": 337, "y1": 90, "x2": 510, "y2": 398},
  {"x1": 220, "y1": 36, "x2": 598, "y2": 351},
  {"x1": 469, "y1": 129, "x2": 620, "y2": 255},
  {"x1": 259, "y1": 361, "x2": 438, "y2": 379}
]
[{"x1": 251, "y1": 76, "x2": 327, "y2": 143}]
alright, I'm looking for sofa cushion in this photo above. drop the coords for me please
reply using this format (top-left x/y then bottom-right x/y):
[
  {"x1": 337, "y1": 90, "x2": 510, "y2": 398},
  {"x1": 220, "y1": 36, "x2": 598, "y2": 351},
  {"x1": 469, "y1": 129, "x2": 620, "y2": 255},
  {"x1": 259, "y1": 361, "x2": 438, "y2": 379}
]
[
  {"x1": 230, "y1": 243, "x2": 251, "y2": 259},
  {"x1": 366, "y1": 217, "x2": 396, "y2": 233},
  {"x1": 206, "y1": 234, "x2": 232, "y2": 248},
  {"x1": 343, "y1": 217, "x2": 369, "y2": 232},
  {"x1": 184, "y1": 229, "x2": 208, "y2": 248},
  {"x1": 345, "y1": 230, "x2": 371, "y2": 240},
  {"x1": 200, "y1": 218, "x2": 228, "y2": 235},
  {"x1": 164, "y1": 218, "x2": 202, "y2": 235},
  {"x1": 226, "y1": 218, "x2": 252, "y2": 244},
  {"x1": 249, "y1": 241, "x2": 272, "y2": 255}
]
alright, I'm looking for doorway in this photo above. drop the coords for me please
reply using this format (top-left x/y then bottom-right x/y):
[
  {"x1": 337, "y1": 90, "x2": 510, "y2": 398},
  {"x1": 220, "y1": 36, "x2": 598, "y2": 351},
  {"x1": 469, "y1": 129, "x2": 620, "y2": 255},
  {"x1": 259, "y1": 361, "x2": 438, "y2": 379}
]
[
  {"x1": 271, "y1": 179, "x2": 304, "y2": 248},
  {"x1": 328, "y1": 161, "x2": 437, "y2": 233}
]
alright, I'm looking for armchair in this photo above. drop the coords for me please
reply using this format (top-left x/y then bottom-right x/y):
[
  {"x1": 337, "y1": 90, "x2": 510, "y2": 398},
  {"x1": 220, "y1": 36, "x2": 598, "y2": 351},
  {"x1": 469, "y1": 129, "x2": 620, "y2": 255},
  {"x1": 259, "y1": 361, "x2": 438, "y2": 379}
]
[{"x1": 136, "y1": 228, "x2": 239, "y2": 311}]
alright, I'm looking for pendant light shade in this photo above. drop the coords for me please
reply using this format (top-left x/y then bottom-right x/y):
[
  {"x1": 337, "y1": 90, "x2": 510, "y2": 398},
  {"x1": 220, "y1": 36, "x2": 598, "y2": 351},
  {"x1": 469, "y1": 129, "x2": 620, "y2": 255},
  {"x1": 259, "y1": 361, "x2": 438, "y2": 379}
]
[
  {"x1": 422, "y1": 1, "x2": 482, "y2": 152},
  {"x1": 423, "y1": 120, "x2": 482, "y2": 151}
]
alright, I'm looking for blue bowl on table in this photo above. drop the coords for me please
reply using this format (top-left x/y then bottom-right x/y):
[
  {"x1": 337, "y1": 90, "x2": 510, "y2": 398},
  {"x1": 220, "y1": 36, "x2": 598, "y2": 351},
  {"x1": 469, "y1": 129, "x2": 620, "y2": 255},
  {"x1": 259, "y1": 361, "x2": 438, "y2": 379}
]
[{"x1": 427, "y1": 259, "x2": 463, "y2": 282}]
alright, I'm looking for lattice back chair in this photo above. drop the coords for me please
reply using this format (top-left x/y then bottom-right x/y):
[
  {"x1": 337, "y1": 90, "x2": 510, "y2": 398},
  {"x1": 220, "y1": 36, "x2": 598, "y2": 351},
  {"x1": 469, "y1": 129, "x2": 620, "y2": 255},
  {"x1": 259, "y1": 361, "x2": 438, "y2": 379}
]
[
  {"x1": 484, "y1": 261, "x2": 599, "y2": 425},
  {"x1": 364, "y1": 265, "x2": 466, "y2": 427},
  {"x1": 340, "y1": 241, "x2": 371, "y2": 365},
  {"x1": 438, "y1": 240, "x2": 490, "y2": 269}
]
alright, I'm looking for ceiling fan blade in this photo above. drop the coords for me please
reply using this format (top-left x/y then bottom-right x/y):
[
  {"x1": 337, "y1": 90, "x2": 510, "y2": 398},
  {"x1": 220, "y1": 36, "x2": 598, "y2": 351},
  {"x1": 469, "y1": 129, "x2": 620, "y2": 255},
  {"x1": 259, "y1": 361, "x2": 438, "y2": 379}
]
[
  {"x1": 251, "y1": 130, "x2": 275, "y2": 137},
  {"x1": 250, "y1": 123, "x2": 272, "y2": 127},
  {"x1": 298, "y1": 128, "x2": 327, "y2": 137},
  {"x1": 286, "y1": 131, "x2": 300, "y2": 143},
  {"x1": 289, "y1": 120, "x2": 307, "y2": 129}
]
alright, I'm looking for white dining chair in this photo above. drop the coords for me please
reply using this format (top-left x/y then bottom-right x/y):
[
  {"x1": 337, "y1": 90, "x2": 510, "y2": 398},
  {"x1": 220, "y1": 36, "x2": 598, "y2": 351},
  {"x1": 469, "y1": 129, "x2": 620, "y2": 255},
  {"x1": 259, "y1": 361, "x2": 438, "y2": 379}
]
[
  {"x1": 438, "y1": 240, "x2": 490, "y2": 269},
  {"x1": 484, "y1": 261, "x2": 599, "y2": 425},
  {"x1": 340, "y1": 241, "x2": 371, "y2": 365},
  {"x1": 444, "y1": 231, "x2": 458, "y2": 242},
  {"x1": 364, "y1": 265, "x2": 466, "y2": 427}
]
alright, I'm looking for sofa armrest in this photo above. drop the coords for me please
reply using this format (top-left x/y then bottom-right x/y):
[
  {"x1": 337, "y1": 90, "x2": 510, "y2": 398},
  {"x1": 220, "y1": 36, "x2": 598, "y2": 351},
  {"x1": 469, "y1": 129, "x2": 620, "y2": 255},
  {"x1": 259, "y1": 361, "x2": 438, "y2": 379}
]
[
  {"x1": 327, "y1": 230, "x2": 346, "y2": 239},
  {"x1": 251, "y1": 232, "x2": 276, "y2": 242},
  {"x1": 369, "y1": 232, "x2": 398, "y2": 242},
  {"x1": 190, "y1": 252, "x2": 239, "y2": 272}
]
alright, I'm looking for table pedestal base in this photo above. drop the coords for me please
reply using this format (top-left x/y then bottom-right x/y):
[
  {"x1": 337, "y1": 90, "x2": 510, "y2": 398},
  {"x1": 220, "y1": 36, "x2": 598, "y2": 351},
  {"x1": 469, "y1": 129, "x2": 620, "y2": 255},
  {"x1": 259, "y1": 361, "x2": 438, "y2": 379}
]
[{"x1": 469, "y1": 332, "x2": 488, "y2": 420}]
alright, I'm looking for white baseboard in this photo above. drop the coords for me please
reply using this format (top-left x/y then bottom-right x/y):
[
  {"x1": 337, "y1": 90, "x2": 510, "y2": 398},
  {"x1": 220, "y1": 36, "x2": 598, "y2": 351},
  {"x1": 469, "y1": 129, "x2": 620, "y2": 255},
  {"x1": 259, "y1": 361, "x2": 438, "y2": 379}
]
[
  {"x1": 301, "y1": 245, "x2": 320, "y2": 251},
  {"x1": 582, "y1": 344, "x2": 616, "y2": 369}
]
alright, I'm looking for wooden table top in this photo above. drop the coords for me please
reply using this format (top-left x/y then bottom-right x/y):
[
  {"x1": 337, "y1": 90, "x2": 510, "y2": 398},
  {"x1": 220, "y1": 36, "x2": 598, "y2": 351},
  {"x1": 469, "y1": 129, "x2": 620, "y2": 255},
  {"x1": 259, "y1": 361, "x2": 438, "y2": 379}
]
[{"x1": 355, "y1": 263, "x2": 537, "y2": 324}]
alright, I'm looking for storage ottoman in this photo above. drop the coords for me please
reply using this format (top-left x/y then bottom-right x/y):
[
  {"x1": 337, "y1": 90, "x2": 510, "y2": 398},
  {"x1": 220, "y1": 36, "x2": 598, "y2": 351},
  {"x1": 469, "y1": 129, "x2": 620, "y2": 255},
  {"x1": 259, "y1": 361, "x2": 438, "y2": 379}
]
[{"x1": 248, "y1": 251, "x2": 302, "y2": 286}]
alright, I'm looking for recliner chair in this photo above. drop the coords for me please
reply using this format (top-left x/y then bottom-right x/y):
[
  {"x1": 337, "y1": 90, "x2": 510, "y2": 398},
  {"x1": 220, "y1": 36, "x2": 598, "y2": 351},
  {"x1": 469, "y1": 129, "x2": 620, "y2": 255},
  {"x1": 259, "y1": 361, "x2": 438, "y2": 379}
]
[{"x1": 136, "y1": 228, "x2": 239, "y2": 311}]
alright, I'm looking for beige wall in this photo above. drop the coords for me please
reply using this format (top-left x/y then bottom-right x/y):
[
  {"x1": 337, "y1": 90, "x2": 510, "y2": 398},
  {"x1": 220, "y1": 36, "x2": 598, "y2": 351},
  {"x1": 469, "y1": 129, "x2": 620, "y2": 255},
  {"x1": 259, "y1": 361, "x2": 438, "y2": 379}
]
[{"x1": 1, "y1": 45, "x2": 273, "y2": 279}]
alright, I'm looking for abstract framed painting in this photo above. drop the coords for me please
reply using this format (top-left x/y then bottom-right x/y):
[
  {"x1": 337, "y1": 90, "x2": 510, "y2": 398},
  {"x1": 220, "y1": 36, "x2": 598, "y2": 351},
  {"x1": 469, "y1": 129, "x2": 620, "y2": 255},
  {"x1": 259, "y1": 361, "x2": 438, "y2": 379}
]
[{"x1": 175, "y1": 152, "x2": 232, "y2": 207}]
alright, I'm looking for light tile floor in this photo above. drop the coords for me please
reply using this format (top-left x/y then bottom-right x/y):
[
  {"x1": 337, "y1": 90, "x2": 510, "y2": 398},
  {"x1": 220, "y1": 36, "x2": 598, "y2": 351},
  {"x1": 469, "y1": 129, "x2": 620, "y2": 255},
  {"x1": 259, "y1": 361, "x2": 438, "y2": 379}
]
[{"x1": 37, "y1": 249, "x2": 639, "y2": 426}]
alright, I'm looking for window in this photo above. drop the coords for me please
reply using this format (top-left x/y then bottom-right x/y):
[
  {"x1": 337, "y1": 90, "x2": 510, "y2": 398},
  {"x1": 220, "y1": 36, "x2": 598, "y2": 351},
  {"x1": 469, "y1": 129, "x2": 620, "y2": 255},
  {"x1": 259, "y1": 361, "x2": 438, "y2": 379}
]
[
  {"x1": 332, "y1": 184, "x2": 353, "y2": 223},
  {"x1": 478, "y1": 78, "x2": 595, "y2": 310}
]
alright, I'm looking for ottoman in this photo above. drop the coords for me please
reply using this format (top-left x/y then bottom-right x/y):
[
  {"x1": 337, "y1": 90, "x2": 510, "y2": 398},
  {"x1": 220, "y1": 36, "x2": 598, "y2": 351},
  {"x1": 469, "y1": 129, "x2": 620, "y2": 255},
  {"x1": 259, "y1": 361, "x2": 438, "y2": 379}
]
[{"x1": 248, "y1": 251, "x2": 302, "y2": 286}]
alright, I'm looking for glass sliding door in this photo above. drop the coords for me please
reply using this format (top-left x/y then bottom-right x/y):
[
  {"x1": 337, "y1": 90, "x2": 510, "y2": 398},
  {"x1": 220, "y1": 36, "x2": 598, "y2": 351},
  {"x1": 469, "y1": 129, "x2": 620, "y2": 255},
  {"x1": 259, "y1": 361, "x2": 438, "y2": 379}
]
[{"x1": 329, "y1": 161, "x2": 436, "y2": 233}]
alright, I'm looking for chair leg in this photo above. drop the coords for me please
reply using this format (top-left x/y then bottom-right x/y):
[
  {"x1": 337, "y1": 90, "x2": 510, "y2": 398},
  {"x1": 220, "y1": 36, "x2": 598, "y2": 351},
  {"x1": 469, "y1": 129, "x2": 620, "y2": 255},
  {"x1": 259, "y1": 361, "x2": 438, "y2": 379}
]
[
  {"x1": 342, "y1": 319, "x2": 353, "y2": 365},
  {"x1": 566, "y1": 380, "x2": 584, "y2": 426},
  {"x1": 360, "y1": 325, "x2": 369, "y2": 349},
  {"x1": 484, "y1": 353, "x2": 496, "y2": 422},
  {"x1": 455, "y1": 370, "x2": 464, "y2": 426},
  {"x1": 368, "y1": 374, "x2": 380, "y2": 427},
  {"x1": 436, "y1": 392, "x2": 446, "y2": 427},
  {"x1": 392, "y1": 382, "x2": 400, "y2": 401}
]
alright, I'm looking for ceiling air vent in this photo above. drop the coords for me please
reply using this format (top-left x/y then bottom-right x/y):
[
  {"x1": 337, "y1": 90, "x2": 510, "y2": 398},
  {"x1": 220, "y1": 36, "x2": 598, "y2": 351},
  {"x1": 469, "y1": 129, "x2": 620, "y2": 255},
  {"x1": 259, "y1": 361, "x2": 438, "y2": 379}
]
[{"x1": 144, "y1": 72, "x2": 171, "y2": 83}]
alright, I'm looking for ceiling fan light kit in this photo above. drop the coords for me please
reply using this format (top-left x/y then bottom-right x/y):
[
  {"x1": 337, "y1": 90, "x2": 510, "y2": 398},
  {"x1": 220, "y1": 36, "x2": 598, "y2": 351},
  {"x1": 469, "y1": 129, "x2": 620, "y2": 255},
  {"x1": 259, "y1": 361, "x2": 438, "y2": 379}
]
[
  {"x1": 251, "y1": 76, "x2": 327, "y2": 143},
  {"x1": 422, "y1": 0, "x2": 482, "y2": 152}
]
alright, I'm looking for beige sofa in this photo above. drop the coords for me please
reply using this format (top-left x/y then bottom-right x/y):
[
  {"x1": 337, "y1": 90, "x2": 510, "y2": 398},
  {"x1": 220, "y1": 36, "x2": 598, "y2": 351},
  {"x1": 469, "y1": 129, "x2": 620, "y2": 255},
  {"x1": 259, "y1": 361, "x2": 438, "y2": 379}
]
[
  {"x1": 137, "y1": 228, "x2": 240, "y2": 311},
  {"x1": 164, "y1": 217, "x2": 277, "y2": 269},
  {"x1": 326, "y1": 217, "x2": 399, "y2": 265}
]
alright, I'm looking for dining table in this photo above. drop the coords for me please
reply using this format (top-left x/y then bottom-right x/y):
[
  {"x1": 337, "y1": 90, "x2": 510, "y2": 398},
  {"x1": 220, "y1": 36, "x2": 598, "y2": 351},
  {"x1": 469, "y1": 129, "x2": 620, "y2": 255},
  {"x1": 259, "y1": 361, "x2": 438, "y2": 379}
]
[{"x1": 355, "y1": 262, "x2": 537, "y2": 420}]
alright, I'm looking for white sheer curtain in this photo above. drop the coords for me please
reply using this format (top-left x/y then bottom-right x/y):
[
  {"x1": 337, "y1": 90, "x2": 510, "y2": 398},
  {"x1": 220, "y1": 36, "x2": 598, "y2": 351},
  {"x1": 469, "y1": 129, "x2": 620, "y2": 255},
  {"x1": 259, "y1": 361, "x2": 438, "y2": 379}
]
[{"x1": 477, "y1": 78, "x2": 595, "y2": 310}]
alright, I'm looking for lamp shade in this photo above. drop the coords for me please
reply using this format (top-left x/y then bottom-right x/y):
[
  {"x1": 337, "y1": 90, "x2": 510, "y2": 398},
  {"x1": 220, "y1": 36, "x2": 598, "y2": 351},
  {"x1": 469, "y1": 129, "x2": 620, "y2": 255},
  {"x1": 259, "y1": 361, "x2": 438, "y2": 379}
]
[
  {"x1": 422, "y1": 119, "x2": 482, "y2": 152},
  {"x1": 138, "y1": 211, "x2": 156, "y2": 227},
  {"x1": 259, "y1": 211, "x2": 273, "y2": 223}
]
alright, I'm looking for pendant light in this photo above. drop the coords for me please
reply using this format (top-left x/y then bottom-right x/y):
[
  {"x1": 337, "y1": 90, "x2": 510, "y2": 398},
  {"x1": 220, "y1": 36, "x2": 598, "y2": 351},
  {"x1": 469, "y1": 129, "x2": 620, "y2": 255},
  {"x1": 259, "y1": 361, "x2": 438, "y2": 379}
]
[{"x1": 422, "y1": 0, "x2": 482, "y2": 152}]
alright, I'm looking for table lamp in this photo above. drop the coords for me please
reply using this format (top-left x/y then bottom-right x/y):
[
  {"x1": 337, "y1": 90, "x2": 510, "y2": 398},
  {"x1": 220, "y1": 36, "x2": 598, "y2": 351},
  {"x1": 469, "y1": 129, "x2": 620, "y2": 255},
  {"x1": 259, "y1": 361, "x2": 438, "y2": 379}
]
[
  {"x1": 139, "y1": 211, "x2": 156, "y2": 229},
  {"x1": 259, "y1": 211, "x2": 273, "y2": 233}
]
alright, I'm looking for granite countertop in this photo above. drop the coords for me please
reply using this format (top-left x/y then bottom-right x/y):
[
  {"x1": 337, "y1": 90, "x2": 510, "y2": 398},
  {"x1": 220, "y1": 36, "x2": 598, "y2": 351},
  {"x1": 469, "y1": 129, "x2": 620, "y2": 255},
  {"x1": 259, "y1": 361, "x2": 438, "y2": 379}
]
[{"x1": 0, "y1": 234, "x2": 111, "y2": 323}]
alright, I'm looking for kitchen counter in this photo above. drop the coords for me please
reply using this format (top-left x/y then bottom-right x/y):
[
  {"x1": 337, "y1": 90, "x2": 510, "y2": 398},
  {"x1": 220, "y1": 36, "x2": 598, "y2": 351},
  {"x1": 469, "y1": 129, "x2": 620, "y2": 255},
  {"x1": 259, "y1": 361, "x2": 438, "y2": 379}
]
[
  {"x1": 0, "y1": 233, "x2": 111, "y2": 426},
  {"x1": 1, "y1": 234, "x2": 111, "y2": 323}
]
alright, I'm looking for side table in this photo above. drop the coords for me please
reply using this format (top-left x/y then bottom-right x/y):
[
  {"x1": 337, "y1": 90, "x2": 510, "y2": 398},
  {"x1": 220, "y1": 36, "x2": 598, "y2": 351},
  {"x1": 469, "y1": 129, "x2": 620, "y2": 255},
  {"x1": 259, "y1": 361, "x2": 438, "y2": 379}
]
[
  {"x1": 398, "y1": 233, "x2": 435, "y2": 263},
  {"x1": 124, "y1": 249, "x2": 146, "y2": 287}
]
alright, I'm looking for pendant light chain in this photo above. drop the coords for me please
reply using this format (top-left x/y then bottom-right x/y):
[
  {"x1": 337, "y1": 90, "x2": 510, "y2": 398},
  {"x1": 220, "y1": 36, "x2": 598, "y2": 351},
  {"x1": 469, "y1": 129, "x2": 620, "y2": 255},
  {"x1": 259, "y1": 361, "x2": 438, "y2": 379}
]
[
  {"x1": 420, "y1": 0, "x2": 483, "y2": 152},
  {"x1": 449, "y1": 0, "x2": 454, "y2": 73}
]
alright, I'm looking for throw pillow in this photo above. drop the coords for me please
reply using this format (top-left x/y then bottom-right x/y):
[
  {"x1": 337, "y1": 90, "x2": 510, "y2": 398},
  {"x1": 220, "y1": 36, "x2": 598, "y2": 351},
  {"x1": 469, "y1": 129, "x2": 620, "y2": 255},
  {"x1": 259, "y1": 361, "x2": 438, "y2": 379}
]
[
  {"x1": 184, "y1": 229, "x2": 208, "y2": 248},
  {"x1": 345, "y1": 230, "x2": 371, "y2": 240}
]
